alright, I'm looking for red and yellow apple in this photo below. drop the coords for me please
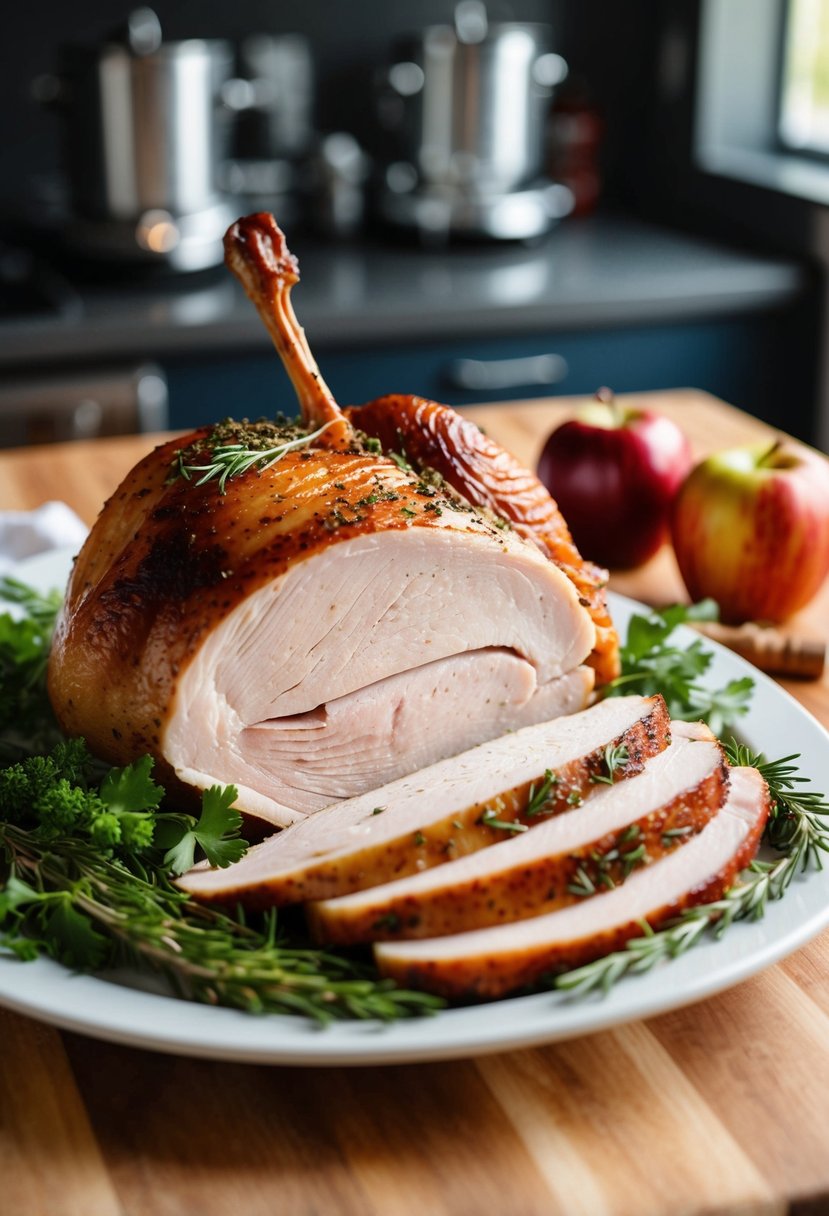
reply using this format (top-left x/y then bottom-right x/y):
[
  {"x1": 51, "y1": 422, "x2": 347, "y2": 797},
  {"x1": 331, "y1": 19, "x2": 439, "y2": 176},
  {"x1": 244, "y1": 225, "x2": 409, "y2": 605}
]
[
  {"x1": 671, "y1": 440, "x2": 829, "y2": 623},
  {"x1": 537, "y1": 392, "x2": 693, "y2": 568}
]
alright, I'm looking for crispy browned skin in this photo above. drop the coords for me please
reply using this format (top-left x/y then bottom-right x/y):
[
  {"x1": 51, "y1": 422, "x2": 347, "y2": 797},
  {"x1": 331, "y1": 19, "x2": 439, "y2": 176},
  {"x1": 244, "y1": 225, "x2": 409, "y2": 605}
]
[
  {"x1": 346, "y1": 395, "x2": 620, "y2": 684},
  {"x1": 376, "y1": 775, "x2": 770, "y2": 1000},
  {"x1": 306, "y1": 732, "x2": 725, "y2": 945}
]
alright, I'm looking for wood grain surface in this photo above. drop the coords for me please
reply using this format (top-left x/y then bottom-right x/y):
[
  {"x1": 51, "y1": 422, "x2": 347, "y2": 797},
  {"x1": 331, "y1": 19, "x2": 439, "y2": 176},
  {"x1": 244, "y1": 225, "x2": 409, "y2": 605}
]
[{"x1": 1, "y1": 389, "x2": 827, "y2": 1216}]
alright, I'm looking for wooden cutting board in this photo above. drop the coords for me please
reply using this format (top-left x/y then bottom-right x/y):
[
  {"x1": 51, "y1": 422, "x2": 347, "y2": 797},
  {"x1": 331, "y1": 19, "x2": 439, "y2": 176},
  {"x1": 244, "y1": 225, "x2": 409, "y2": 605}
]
[{"x1": 1, "y1": 389, "x2": 828, "y2": 1216}]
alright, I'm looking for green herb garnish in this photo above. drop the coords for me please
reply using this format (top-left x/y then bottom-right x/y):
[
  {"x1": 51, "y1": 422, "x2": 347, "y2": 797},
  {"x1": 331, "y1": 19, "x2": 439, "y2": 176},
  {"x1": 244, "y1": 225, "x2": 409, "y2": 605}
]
[
  {"x1": 554, "y1": 740, "x2": 829, "y2": 996},
  {"x1": 0, "y1": 576, "x2": 63, "y2": 757},
  {"x1": 567, "y1": 865, "x2": 596, "y2": 897},
  {"x1": 526, "y1": 769, "x2": 558, "y2": 818},
  {"x1": 0, "y1": 582, "x2": 443, "y2": 1023},
  {"x1": 590, "y1": 742, "x2": 630, "y2": 786},
  {"x1": 606, "y1": 600, "x2": 754, "y2": 735},
  {"x1": 480, "y1": 808, "x2": 528, "y2": 835},
  {"x1": 175, "y1": 419, "x2": 336, "y2": 494}
]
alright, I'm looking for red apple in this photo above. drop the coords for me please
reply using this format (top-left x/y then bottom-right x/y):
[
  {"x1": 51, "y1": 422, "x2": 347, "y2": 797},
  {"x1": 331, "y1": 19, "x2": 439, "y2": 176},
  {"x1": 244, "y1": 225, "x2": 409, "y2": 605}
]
[
  {"x1": 671, "y1": 441, "x2": 829, "y2": 623},
  {"x1": 537, "y1": 392, "x2": 693, "y2": 568}
]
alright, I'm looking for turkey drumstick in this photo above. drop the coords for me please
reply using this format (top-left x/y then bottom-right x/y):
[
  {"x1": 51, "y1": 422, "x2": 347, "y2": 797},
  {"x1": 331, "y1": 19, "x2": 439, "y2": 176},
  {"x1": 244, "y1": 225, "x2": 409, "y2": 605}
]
[{"x1": 224, "y1": 213, "x2": 353, "y2": 449}]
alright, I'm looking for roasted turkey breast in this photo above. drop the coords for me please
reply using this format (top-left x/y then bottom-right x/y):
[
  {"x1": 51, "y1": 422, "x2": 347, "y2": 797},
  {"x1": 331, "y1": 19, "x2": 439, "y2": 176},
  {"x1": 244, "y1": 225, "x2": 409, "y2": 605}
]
[{"x1": 47, "y1": 214, "x2": 616, "y2": 826}]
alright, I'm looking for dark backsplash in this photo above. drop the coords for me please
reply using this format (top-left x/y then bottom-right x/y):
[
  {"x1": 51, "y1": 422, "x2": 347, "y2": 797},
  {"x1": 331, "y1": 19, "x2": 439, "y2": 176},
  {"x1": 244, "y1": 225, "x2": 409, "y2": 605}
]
[{"x1": 1, "y1": 0, "x2": 658, "y2": 206}]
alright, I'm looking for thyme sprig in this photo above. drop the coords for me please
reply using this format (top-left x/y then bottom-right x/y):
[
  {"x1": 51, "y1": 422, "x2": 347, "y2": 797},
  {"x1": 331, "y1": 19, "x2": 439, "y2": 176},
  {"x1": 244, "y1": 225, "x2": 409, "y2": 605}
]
[
  {"x1": 554, "y1": 739, "x2": 829, "y2": 996},
  {"x1": 175, "y1": 420, "x2": 336, "y2": 493}
]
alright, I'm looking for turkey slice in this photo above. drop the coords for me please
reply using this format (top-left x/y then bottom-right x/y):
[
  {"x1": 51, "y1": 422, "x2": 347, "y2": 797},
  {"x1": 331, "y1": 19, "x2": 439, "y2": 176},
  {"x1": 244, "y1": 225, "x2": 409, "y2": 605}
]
[
  {"x1": 178, "y1": 694, "x2": 670, "y2": 905},
  {"x1": 306, "y1": 729, "x2": 728, "y2": 945},
  {"x1": 373, "y1": 766, "x2": 770, "y2": 1000}
]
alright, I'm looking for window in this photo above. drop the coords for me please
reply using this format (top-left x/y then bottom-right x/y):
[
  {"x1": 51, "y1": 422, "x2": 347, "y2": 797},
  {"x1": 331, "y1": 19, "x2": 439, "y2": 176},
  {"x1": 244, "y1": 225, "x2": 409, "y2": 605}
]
[
  {"x1": 779, "y1": 0, "x2": 829, "y2": 155},
  {"x1": 695, "y1": 0, "x2": 829, "y2": 204}
]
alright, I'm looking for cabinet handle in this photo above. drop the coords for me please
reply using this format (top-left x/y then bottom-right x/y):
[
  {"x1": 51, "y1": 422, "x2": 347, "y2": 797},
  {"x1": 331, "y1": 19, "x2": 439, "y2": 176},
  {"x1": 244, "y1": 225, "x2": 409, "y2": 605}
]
[{"x1": 443, "y1": 353, "x2": 568, "y2": 392}]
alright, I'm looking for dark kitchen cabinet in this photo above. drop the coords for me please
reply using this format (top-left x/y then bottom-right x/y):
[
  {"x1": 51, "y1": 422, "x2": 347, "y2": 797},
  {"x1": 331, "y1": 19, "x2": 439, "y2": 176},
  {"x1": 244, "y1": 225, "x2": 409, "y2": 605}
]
[
  {"x1": 0, "y1": 215, "x2": 815, "y2": 447},
  {"x1": 163, "y1": 303, "x2": 817, "y2": 443}
]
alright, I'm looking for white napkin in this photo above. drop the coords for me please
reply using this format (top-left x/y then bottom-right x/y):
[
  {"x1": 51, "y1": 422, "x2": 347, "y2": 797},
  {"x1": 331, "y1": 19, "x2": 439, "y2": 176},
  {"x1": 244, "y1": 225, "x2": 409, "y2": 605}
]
[{"x1": 0, "y1": 502, "x2": 89, "y2": 576}]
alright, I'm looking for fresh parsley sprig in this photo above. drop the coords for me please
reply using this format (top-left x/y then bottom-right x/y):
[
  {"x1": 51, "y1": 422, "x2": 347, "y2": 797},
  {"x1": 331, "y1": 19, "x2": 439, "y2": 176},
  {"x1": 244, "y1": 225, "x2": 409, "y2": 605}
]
[
  {"x1": 554, "y1": 738, "x2": 829, "y2": 997},
  {"x1": 0, "y1": 576, "x2": 64, "y2": 756},
  {"x1": 606, "y1": 600, "x2": 755, "y2": 735},
  {"x1": 0, "y1": 740, "x2": 244, "y2": 872}
]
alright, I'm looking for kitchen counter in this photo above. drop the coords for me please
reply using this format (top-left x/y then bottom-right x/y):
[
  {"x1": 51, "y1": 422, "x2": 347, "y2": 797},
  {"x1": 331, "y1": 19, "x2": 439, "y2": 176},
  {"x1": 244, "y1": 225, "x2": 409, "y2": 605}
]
[
  {"x1": 0, "y1": 214, "x2": 807, "y2": 370},
  {"x1": 2, "y1": 390, "x2": 829, "y2": 1216}
]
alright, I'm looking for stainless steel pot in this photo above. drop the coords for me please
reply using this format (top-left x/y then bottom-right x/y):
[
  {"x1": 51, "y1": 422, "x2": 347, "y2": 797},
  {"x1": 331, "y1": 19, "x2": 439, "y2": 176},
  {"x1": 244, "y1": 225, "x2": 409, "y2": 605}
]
[
  {"x1": 42, "y1": 9, "x2": 237, "y2": 269},
  {"x1": 379, "y1": 2, "x2": 567, "y2": 195}
]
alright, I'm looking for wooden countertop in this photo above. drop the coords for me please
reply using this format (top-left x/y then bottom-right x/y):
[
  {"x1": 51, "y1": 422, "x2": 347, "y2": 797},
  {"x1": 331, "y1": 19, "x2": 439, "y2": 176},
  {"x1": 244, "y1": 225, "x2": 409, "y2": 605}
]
[{"x1": 2, "y1": 389, "x2": 828, "y2": 1216}]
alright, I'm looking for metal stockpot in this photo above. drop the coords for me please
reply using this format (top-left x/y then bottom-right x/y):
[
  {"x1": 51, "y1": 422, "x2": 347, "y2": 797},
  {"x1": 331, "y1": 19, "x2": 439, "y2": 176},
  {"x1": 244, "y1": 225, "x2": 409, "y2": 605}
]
[
  {"x1": 59, "y1": 11, "x2": 232, "y2": 221},
  {"x1": 379, "y1": 2, "x2": 566, "y2": 194},
  {"x1": 40, "y1": 9, "x2": 237, "y2": 268}
]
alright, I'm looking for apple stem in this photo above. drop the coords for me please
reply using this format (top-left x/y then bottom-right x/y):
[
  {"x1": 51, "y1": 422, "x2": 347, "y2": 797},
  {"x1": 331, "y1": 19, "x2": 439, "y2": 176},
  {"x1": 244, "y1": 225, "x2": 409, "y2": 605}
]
[
  {"x1": 594, "y1": 385, "x2": 625, "y2": 427},
  {"x1": 758, "y1": 439, "x2": 783, "y2": 468}
]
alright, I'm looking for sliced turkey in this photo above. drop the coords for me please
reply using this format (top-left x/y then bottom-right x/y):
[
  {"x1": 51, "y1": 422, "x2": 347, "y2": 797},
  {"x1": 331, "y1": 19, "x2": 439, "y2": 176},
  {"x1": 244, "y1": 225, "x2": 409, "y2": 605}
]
[
  {"x1": 306, "y1": 728, "x2": 728, "y2": 945},
  {"x1": 47, "y1": 213, "x2": 601, "y2": 826},
  {"x1": 373, "y1": 765, "x2": 770, "y2": 1000},
  {"x1": 177, "y1": 694, "x2": 670, "y2": 905}
]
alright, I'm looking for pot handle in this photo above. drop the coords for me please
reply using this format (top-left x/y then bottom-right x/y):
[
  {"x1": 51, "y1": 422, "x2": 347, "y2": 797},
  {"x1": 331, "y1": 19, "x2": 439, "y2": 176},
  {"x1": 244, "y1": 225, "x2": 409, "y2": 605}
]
[
  {"x1": 125, "y1": 8, "x2": 162, "y2": 56},
  {"x1": 455, "y1": 0, "x2": 488, "y2": 44},
  {"x1": 443, "y1": 353, "x2": 568, "y2": 393}
]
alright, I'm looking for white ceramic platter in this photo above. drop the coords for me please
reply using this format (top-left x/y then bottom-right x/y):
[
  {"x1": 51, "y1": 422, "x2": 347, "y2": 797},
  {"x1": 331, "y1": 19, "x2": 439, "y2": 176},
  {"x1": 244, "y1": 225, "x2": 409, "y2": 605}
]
[{"x1": 1, "y1": 548, "x2": 828, "y2": 1066}]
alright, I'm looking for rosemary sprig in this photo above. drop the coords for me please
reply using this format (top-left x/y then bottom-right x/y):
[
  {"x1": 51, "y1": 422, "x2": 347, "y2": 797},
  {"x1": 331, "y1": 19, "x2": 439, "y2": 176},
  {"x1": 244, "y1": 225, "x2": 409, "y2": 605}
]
[
  {"x1": 566, "y1": 830, "x2": 648, "y2": 899},
  {"x1": 480, "y1": 808, "x2": 528, "y2": 835},
  {"x1": 590, "y1": 742, "x2": 630, "y2": 786},
  {"x1": 2, "y1": 826, "x2": 441, "y2": 1023},
  {"x1": 176, "y1": 420, "x2": 335, "y2": 493},
  {"x1": 525, "y1": 769, "x2": 558, "y2": 818},
  {"x1": 567, "y1": 865, "x2": 597, "y2": 897},
  {"x1": 554, "y1": 739, "x2": 829, "y2": 996}
]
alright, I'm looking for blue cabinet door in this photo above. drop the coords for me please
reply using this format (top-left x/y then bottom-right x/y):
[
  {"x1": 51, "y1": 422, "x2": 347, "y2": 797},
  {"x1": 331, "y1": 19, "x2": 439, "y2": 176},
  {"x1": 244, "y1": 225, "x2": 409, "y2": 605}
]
[{"x1": 164, "y1": 310, "x2": 814, "y2": 440}]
